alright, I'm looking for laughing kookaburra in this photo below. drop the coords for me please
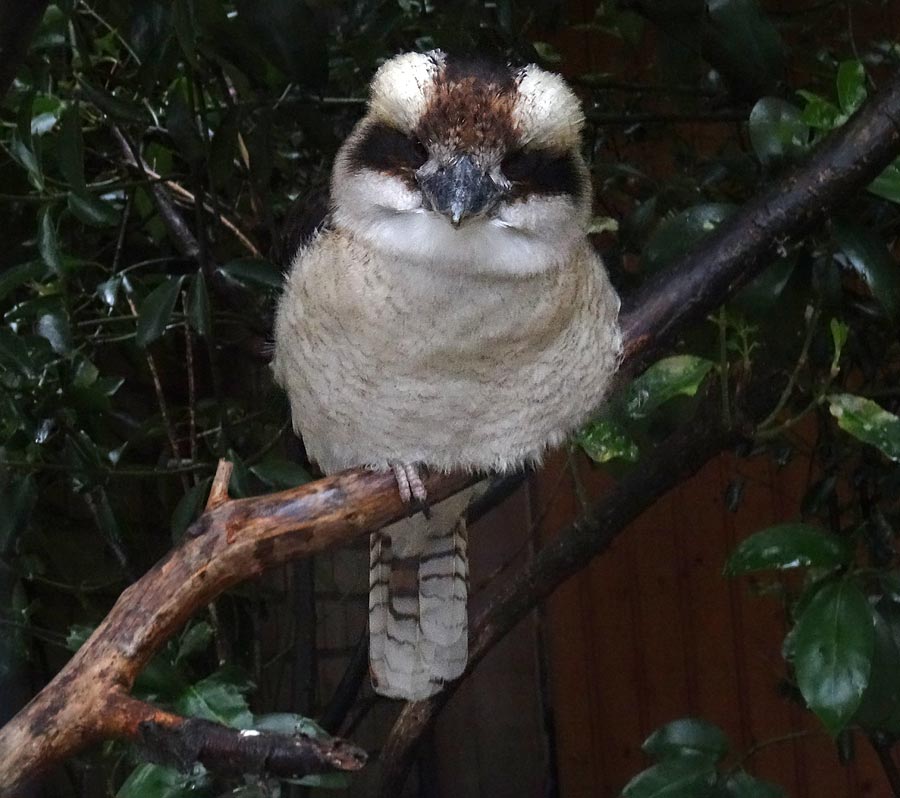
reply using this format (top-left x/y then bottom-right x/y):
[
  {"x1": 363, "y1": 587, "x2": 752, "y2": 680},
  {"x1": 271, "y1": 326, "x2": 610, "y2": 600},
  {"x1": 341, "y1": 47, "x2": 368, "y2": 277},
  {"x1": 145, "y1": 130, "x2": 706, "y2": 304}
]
[{"x1": 272, "y1": 51, "x2": 622, "y2": 700}]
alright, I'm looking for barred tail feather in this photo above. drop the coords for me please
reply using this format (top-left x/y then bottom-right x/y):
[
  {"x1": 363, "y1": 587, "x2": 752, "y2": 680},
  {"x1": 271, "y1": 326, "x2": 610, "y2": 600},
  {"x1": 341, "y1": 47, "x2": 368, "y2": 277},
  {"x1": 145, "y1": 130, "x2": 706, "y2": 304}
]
[{"x1": 368, "y1": 489, "x2": 472, "y2": 701}]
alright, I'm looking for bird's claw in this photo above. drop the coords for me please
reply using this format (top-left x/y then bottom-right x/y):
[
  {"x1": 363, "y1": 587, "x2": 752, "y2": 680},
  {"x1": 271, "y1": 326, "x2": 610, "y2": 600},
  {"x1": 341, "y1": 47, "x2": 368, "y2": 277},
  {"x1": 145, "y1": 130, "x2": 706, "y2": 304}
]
[{"x1": 390, "y1": 461, "x2": 431, "y2": 517}]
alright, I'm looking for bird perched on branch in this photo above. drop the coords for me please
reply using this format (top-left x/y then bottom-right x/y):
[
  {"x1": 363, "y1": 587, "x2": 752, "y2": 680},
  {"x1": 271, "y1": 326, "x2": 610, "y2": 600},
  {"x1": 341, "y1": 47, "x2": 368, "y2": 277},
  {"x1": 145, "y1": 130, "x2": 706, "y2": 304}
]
[{"x1": 272, "y1": 50, "x2": 621, "y2": 700}]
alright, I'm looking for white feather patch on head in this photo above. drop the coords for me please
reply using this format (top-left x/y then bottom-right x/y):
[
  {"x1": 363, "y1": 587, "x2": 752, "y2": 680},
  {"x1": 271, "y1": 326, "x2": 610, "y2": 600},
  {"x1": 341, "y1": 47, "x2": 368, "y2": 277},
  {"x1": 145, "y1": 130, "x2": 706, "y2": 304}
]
[
  {"x1": 368, "y1": 51, "x2": 445, "y2": 132},
  {"x1": 513, "y1": 65, "x2": 584, "y2": 150}
]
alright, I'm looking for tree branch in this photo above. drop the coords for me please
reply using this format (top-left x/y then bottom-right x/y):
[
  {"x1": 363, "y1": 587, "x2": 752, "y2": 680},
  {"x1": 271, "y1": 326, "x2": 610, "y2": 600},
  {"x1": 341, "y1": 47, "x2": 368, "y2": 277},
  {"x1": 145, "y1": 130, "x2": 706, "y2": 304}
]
[
  {"x1": 104, "y1": 693, "x2": 366, "y2": 779},
  {"x1": 3, "y1": 66, "x2": 900, "y2": 798}
]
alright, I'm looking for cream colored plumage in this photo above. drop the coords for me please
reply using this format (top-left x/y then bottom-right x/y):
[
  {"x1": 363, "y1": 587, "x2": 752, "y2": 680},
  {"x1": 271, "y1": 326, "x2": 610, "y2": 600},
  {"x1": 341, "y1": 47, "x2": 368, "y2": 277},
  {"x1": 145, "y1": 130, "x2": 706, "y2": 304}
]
[{"x1": 272, "y1": 50, "x2": 621, "y2": 700}]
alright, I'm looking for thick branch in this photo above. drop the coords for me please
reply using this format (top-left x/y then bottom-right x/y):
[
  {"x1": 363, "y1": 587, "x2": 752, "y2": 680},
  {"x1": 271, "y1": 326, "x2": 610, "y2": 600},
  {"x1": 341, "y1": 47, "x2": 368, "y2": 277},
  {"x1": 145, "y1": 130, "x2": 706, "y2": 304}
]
[
  {"x1": 104, "y1": 694, "x2": 365, "y2": 779},
  {"x1": 3, "y1": 67, "x2": 900, "y2": 798}
]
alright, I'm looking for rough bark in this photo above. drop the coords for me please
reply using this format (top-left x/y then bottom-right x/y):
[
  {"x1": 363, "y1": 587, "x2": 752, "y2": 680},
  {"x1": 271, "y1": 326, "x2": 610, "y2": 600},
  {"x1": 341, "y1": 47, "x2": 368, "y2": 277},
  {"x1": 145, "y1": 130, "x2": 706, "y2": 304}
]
[{"x1": 2, "y1": 64, "x2": 900, "y2": 798}]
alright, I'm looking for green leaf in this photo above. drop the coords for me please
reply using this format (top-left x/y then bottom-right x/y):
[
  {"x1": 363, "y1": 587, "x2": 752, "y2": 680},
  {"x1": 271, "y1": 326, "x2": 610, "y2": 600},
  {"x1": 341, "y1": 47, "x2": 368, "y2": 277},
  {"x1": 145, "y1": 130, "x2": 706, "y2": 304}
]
[
  {"x1": 832, "y1": 221, "x2": 900, "y2": 319},
  {"x1": 828, "y1": 393, "x2": 900, "y2": 461},
  {"x1": 187, "y1": 271, "x2": 211, "y2": 337},
  {"x1": 748, "y1": 98, "x2": 808, "y2": 164},
  {"x1": 116, "y1": 763, "x2": 209, "y2": 798},
  {"x1": 722, "y1": 771, "x2": 785, "y2": 798},
  {"x1": 868, "y1": 161, "x2": 900, "y2": 204},
  {"x1": 170, "y1": 478, "x2": 210, "y2": 541},
  {"x1": 0, "y1": 261, "x2": 48, "y2": 304},
  {"x1": 175, "y1": 621, "x2": 214, "y2": 664},
  {"x1": 852, "y1": 601, "x2": 900, "y2": 734},
  {"x1": 725, "y1": 524, "x2": 850, "y2": 575},
  {"x1": 797, "y1": 90, "x2": 843, "y2": 130},
  {"x1": 67, "y1": 191, "x2": 121, "y2": 227},
  {"x1": 58, "y1": 102, "x2": 85, "y2": 191},
  {"x1": 173, "y1": 671, "x2": 254, "y2": 728},
  {"x1": 172, "y1": 0, "x2": 199, "y2": 67},
  {"x1": 166, "y1": 84, "x2": 205, "y2": 164},
  {"x1": 136, "y1": 276, "x2": 185, "y2": 348},
  {"x1": 576, "y1": 418, "x2": 639, "y2": 464},
  {"x1": 38, "y1": 208, "x2": 64, "y2": 275},
  {"x1": 791, "y1": 579, "x2": 874, "y2": 734},
  {"x1": 250, "y1": 456, "x2": 314, "y2": 489},
  {"x1": 830, "y1": 318, "x2": 848, "y2": 374},
  {"x1": 642, "y1": 719, "x2": 729, "y2": 764},
  {"x1": 643, "y1": 205, "x2": 736, "y2": 274},
  {"x1": 836, "y1": 60, "x2": 867, "y2": 116},
  {"x1": 0, "y1": 329, "x2": 35, "y2": 377},
  {"x1": 621, "y1": 754, "x2": 718, "y2": 798},
  {"x1": 707, "y1": 0, "x2": 784, "y2": 94},
  {"x1": 37, "y1": 310, "x2": 72, "y2": 354},
  {"x1": 732, "y1": 256, "x2": 795, "y2": 315},
  {"x1": 65, "y1": 624, "x2": 94, "y2": 652},
  {"x1": 625, "y1": 356, "x2": 715, "y2": 419},
  {"x1": 0, "y1": 476, "x2": 37, "y2": 555},
  {"x1": 217, "y1": 257, "x2": 282, "y2": 289},
  {"x1": 77, "y1": 77, "x2": 147, "y2": 123}
]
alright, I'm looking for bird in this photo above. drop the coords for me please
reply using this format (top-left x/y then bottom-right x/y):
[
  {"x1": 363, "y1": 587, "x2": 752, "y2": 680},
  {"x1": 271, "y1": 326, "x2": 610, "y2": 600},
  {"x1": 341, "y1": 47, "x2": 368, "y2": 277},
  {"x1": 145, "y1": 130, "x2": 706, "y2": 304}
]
[{"x1": 272, "y1": 50, "x2": 622, "y2": 700}]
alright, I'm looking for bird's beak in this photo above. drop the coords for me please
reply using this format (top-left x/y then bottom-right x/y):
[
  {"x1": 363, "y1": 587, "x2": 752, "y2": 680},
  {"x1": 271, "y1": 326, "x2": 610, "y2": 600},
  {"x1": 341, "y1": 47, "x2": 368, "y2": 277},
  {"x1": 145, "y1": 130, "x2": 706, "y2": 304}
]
[{"x1": 417, "y1": 155, "x2": 503, "y2": 227}]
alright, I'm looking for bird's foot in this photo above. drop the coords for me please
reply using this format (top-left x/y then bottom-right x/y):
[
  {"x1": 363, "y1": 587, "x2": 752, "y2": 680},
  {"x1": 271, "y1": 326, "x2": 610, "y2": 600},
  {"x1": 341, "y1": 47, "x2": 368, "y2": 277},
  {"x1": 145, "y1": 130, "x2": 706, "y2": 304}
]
[{"x1": 389, "y1": 461, "x2": 431, "y2": 518}]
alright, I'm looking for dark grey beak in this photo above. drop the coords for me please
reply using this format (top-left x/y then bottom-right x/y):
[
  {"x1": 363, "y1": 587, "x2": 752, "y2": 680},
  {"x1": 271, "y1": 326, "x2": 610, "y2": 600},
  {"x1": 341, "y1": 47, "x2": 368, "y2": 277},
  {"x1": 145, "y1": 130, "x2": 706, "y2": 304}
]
[{"x1": 417, "y1": 155, "x2": 503, "y2": 227}]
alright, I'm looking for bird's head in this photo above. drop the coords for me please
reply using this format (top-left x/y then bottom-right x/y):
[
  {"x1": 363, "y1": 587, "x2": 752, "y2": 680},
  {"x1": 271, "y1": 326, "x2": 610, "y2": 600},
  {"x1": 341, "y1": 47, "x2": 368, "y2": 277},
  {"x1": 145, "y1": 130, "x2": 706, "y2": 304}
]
[{"x1": 331, "y1": 51, "x2": 591, "y2": 277}]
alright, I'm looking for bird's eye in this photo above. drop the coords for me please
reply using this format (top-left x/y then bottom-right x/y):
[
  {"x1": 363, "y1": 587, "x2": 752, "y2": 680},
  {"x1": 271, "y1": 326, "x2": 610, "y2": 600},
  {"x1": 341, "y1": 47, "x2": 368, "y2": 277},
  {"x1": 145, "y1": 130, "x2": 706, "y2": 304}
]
[
  {"x1": 501, "y1": 148, "x2": 581, "y2": 197},
  {"x1": 349, "y1": 122, "x2": 429, "y2": 175}
]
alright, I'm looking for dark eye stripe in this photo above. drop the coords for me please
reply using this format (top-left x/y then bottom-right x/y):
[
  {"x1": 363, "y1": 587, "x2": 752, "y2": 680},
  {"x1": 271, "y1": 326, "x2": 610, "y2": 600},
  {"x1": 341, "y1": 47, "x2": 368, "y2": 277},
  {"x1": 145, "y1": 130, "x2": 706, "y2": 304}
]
[
  {"x1": 502, "y1": 150, "x2": 582, "y2": 198},
  {"x1": 347, "y1": 122, "x2": 428, "y2": 174}
]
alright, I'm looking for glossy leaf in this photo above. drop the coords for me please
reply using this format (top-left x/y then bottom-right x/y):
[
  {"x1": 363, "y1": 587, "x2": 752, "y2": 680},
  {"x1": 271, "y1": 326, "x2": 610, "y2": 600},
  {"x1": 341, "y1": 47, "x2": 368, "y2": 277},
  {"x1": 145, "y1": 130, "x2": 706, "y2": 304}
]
[
  {"x1": 621, "y1": 755, "x2": 718, "y2": 798},
  {"x1": 576, "y1": 418, "x2": 639, "y2": 464},
  {"x1": 725, "y1": 524, "x2": 849, "y2": 575},
  {"x1": 643, "y1": 204, "x2": 735, "y2": 274},
  {"x1": 173, "y1": 672, "x2": 254, "y2": 729},
  {"x1": 625, "y1": 356, "x2": 715, "y2": 419},
  {"x1": 58, "y1": 102, "x2": 85, "y2": 190},
  {"x1": 836, "y1": 60, "x2": 867, "y2": 115},
  {"x1": 748, "y1": 98, "x2": 808, "y2": 164},
  {"x1": 642, "y1": 719, "x2": 729, "y2": 763},
  {"x1": 722, "y1": 771, "x2": 785, "y2": 798},
  {"x1": 217, "y1": 257, "x2": 282, "y2": 289},
  {"x1": 0, "y1": 261, "x2": 47, "y2": 304},
  {"x1": 38, "y1": 208, "x2": 64, "y2": 275},
  {"x1": 852, "y1": 601, "x2": 900, "y2": 733},
  {"x1": 832, "y1": 221, "x2": 900, "y2": 319},
  {"x1": 175, "y1": 621, "x2": 214, "y2": 664},
  {"x1": 828, "y1": 393, "x2": 900, "y2": 461},
  {"x1": 116, "y1": 763, "x2": 207, "y2": 798},
  {"x1": 166, "y1": 86, "x2": 204, "y2": 164},
  {"x1": 250, "y1": 457, "x2": 314, "y2": 489},
  {"x1": 136, "y1": 276, "x2": 185, "y2": 348},
  {"x1": 37, "y1": 310, "x2": 73, "y2": 354},
  {"x1": 708, "y1": 0, "x2": 784, "y2": 94},
  {"x1": 187, "y1": 271, "x2": 211, "y2": 337},
  {"x1": 171, "y1": 478, "x2": 211, "y2": 540},
  {"x1": 791, "y1": 579, "x2": 874, "y2": 734},
  {"x1": 0, "y1": 476, "x2": 37, "y2": 554},
  {"x1": 797, "y1": 90, "x2": 843, "y2": 130},
  {"x1": 868, "y1": 161, "x2": 900, "y2": 204},
  {"x1": 68, "y1": 191, "x2": 120, "y2": 227}
]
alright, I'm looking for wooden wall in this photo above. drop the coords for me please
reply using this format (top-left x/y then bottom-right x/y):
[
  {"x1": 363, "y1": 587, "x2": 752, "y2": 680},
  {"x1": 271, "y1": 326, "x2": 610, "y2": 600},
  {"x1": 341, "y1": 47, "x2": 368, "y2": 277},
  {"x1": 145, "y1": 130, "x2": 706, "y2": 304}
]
[{"x1": 537, "y1": 449, "x2": 888, "y2": 797}]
